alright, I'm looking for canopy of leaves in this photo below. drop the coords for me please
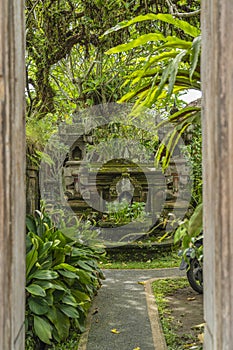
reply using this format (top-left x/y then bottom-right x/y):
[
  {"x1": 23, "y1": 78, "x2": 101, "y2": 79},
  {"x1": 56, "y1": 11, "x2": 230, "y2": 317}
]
[{"x1": 26, "y1": 0, "x2": 200, "y2": 156}]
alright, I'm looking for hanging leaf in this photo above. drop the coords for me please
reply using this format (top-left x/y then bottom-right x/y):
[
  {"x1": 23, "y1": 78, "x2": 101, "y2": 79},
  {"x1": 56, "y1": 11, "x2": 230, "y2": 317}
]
[
  {"x1": 102, "y1": 13, "x2": 200, "y2": 38},
  {"x1": 46, "y1": 306, "x2": 70, "y2": 341},
  {"x1": 26, "y1": 245, "x2": 38, "y2": 278},
  {"x1": 189, "y1": 203, "x2": 203, "y2": 237},
  {"x1": 26, "y1": 215, "x2": 37, "y2": 233},
  {"x1": 167, "y1": 51, "x2": 188, "y2": 97},
  {"x1": 105, "y1": 33, "x2": 166, "y2": 54},
  {"x1": 190, "y1": 35, "x2": 201, "y2": 80},
  {"x1": 33, "y1": 315, "x2": 52, "y2": 345}
]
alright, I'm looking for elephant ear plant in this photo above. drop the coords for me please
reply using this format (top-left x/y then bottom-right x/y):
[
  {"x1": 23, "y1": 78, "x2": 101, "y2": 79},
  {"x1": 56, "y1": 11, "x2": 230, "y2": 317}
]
[{"x1": 25, "y1": 209, "x2": 105, "y2": 348}]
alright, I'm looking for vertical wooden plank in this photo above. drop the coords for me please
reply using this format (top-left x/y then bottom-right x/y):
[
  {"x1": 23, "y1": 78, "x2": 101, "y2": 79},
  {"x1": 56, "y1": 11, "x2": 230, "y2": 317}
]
[
  {"x1": 201, "y1": 1, "x2": 216, "y2": 348},
  {"x1": 202, "y1": 1, "x2": 233, "y2": 349},
  {"x1": 0, "y1": 0, "x2": 25, "y2": 349}
]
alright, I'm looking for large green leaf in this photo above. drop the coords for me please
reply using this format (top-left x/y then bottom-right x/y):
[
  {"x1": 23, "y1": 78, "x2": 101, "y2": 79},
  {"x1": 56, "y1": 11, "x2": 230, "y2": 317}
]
[
  {"x1": 70, "y1": 247, "x2": 89, "y2": 258},
  {"x1": 62, "y1": 293, "x2": 78, "y2": 307},
  {"x1": 190, "y1": 36, "x2": 201, "y2": 80},
  {"x1": 29, "y1": 270, "x2": 59, "y2": 280},
  {"x1": 28, "y1": 296, "x2": 49, "y2": 315},
  {"x1": 174, "y1": 220, "x2": 189, "y2": 244},
  {"x1": 33, "y1": 315, "x2": 52, "y2": 345},
  {"x1": 53, "y1": 263, "x2": 78, "y2": 272},
  {"x1": 53, "y1": 247, "x2": 67, "y2": 266},
  {"x1": 26, "y1": 244, "x2": 38, "y2": 279},
  {"x1": 156, "y1": 50, "x2": 187, "y2": 100},
  {"x1": 103, "y1": 13, "x2": 200, "y2": 38},
  {"x1": 38, "y1": 241, "x2": 53, "y2": 261},
  {"x1": 36, "y1": 280, "x2": 67, "y2": 291},
  {"x1": 106, "y1": 33, "x2": 166, "y2": 54},
  {"x1": 26, "y1": 283, "x2": 46, "y2": 297},
  {"x1": 77, "y1": 269, "x2": 92, "y2": 284},
  {"x1": 46, "y1": 306, "x2": 70, "y2": 341},
  {"x1": 106, "y1": 33, "x2": 191, "y2": 55},
  {"x1": 77, "y1": 260, "x2": 95, "y2": 272},
  {"x1": 44, "y1": 289, "x2": 54, "y2": 306},
  {"x1": 26, "y1": 215, "x2": 37, "y2": 234},
  {"x1": 189, "y1": 203, "x2": 203, "y2": 237},
  {"x1": 58, "y1": 270, "x2": 78, "y2": 279},
  {"x1": 129, "y1": 52, "x2": 179, "y2": 81},
  {"x1": 152, "y1": 14, "x2": 200, "y2": 37},
  {"x1": 72, "y1": 289, "x2": 91, "y2": 302},
  {"x1": 59, "y1": 304, "x2": 80, "y2": 319},
  {"x1": 158, "y1": 38, "x2": 192, "y2": 50}
]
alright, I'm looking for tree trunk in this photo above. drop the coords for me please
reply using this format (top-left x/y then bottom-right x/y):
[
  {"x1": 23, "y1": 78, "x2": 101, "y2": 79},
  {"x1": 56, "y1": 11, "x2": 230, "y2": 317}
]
[{"x1": 0, "y1": 0, "x2": 25, "y2": 349}]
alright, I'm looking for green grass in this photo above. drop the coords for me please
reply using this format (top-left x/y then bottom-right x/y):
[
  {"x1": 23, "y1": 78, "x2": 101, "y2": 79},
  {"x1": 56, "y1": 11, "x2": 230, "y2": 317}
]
[
  {"x1": 152, "y1": 278, "x2": 203, "y2": 350},
  {"x1": 99, "y1": 251, "x2": 180, "y2": 269}
]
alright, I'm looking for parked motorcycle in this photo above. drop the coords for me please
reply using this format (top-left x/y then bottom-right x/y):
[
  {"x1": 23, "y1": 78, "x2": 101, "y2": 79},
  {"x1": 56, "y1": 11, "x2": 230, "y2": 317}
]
[{"x1": 179, "y1": 235, "x2": 203, "y2": 294}]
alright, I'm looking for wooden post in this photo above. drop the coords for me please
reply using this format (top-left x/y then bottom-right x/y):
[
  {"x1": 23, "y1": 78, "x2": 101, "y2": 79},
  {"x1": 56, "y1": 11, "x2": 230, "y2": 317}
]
[
  {"x1": 0, "y1": 0, "x2": 25, "y2": 349},
  {"x1": 202, "y1": 1, "x2": 233, "y2": 349}
]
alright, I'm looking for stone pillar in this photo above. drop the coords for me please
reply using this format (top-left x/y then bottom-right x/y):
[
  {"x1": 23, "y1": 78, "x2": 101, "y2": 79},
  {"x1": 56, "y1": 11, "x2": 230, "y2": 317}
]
[
  {"x1": 26, "y1": 165, "x2": 40, "y2": 214},
  {"x1": 0, "y1": 0, "x2": 25, "y2": 349},
  {"x1": 202, "y1": 1, "x2": 233, "y2": 349}
]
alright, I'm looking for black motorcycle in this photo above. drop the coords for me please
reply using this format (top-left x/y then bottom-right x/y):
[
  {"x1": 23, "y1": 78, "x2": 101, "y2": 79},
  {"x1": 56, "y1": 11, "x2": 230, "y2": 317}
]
[{"x1": 179, "y1": 236, "x2": 203, "y2": 294}]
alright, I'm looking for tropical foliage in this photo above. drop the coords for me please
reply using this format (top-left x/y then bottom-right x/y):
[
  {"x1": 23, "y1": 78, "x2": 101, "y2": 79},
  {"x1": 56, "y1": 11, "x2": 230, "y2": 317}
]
[
  {"x1": 174, "y1": 202, "x2": 203, "y2": 265},
  {"x1": 25, "y1": 1, "x2": 201, "y2": 154},
  {"x1": 24, "y1": 2, "x2": 203, "y2": 347},
  {"x1": 103, "y1": 6, "x2": 203, "y2": 250},
  {"x1": 105, "y1": 201, "x2": 147, "y2": 225},
  {"x1": 104, "y1": 13, "x2": 201, "y2": 169},
  {"x1": 25, "y1": 208, "x2": 105, "y2": 348}
]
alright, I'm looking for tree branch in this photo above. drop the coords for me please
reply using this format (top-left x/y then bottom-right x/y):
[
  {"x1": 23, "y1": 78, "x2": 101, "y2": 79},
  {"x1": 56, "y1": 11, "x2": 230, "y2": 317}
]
[
  {"x1": 165, "y1": 0, "x2": 201, "y2": 18},
  {"x1": 173, "y1": 9, "x2": 201, "y2": 18}
]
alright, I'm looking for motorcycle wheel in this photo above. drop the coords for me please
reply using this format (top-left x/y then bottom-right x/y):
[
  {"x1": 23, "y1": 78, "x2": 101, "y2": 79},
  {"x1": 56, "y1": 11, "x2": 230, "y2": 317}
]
[{"x1": 186, "y1": 258, "x2": 203, "y2": 294}]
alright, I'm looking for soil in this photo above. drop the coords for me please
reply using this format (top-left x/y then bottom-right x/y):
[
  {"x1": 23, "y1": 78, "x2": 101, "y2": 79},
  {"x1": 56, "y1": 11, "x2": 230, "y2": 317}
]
[{"x1": 165, "y1": 286, "x2": 204, "y2": 348}]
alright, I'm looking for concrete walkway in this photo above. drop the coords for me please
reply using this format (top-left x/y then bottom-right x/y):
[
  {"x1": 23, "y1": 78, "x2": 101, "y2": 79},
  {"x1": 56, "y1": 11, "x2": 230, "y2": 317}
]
[{"x1": 78, "y1": 268, "x2": 184, "y2": 350}]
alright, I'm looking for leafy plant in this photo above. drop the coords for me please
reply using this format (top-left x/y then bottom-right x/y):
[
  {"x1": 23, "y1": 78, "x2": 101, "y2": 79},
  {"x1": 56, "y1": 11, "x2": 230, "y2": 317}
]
[
  {"x1": 105, "y1": 14, "x2": 201, "y2": 105},
  {"x1": 104, "y1": 200, "x2": 147, "y2": 225},
  {"x1": 174, "y1": 202, "x2": 203, "y2": 262},
  {"x1": 25, "y1": 209, "x2": 105, "y2": 348},
  {"x1": 104, "y1": 13, "x2": 201, "y2": 169}
]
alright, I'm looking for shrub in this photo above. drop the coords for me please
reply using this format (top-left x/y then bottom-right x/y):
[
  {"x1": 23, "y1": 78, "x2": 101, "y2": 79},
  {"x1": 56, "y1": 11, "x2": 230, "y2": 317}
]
[{"x1": 25, "y1": 209, "x2": 105, "y2": 348}]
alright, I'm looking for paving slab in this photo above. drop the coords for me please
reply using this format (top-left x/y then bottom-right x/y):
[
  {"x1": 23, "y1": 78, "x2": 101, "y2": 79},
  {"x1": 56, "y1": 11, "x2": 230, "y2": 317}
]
[{"x1": 79, "y1": 268, "x2": 184, "y2": 350}]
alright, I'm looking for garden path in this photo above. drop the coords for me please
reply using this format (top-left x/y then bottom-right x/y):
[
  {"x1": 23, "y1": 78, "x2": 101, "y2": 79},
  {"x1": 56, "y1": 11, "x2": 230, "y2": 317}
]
[{"x1": 79, "y1": 268, "x2": 184, "y2": 350}]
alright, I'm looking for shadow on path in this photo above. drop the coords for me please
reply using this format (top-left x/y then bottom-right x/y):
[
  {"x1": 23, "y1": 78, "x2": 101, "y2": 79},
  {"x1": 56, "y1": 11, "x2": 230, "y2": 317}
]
[{"x1": 79, "y1": 268, "x2": 184, "y2": 350}]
